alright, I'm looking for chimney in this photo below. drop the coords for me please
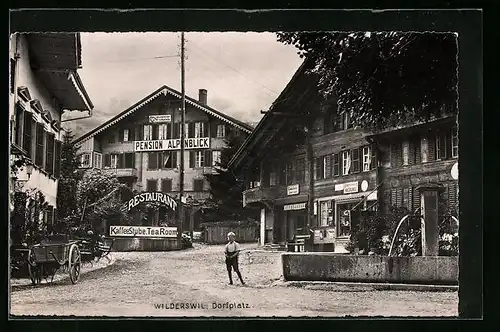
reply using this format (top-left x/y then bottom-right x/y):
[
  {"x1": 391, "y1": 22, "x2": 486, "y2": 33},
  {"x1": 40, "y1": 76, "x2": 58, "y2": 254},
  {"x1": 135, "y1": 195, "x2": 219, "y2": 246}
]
[{"x1": 198, "y1": 89, "x2": 207, "y2": 105}]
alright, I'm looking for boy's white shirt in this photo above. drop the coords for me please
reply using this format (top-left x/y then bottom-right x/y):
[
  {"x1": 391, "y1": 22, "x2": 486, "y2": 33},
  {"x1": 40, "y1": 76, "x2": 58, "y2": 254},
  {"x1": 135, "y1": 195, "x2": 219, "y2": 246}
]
[{"x1": 225, "y1": 241, "x2": 241, "y2": 254}]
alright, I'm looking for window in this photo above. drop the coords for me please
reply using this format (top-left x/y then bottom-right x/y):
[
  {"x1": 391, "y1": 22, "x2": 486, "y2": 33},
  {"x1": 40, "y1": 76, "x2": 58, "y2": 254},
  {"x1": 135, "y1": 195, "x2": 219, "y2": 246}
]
[
  {"x1": 146, "y1": 179, "x2": 158, "y2": 192},
  {"x1": 194, "y1": 122, "x2": 205, "y2": 138},
  {"x1": 93, "y1": 152, "x2": 102, "y2": 169},
  {"x1": 54, "y1": 140, "x2": 61, "y2": 178},
  {"x1": 195, "y1": 151, "x2": 204, "y2": 168},
  {"x1": 451, "y1": 126, "x2": 458, "y2": 158},
  {"x1": 337, "y1": 202, "x2": 356, "y2": 236},
  {"x1": 110, "y1": 154, "x2": 119, "y2": 168},
  {"x1": 352, "y1": 148, "x2": 360, "y2": 173},
  {"x1": 124, "y1": 153, "x2": 135, "y2": 168},
  {"x1": 35, "y1": 123, "x2": 45, "y2": 167},
  {"x1": 158, "y1": 124, "x2": 169, "y2": 140},
  {"x1": 193, "y1": 179, "x2": 204, "y2": 192},
  {"x1": 216, "y1": 124, "x2": 226, "y2": 137},
  {"x1": 339, "y1": 111, "x2": 352, "y2": 130},
  {"x1": 45, "y1": 134, "x2": 55, "y2": 174},
  {"x1": 80, "y1": 153, "x2": 91, "y2": 168},
  {"x1": 342, "y1": 150, "x2": 351, "y2": 175},
  {"x1": 333, "y1": 153, "x2": 340, "y2": 176},
  {"x1": 319, "y1": 201, "x2": 334, "y2": 227},
  {"x1": 14, "y1": 104, "x2": 24, "y2": 147},
  {"x1": 402, "y1": 141, "x2": 410, "y2": 166},
  {"x1": 295, "y1": 158, "x2": 305, "y2": 183},
  {"x1": 23, "y1": 110, "x2": 34, "y2": 157},
  {"x1": 163, "y1": 151, "x2": 177, "y2": 169},
  {"x1": 161, "y1": 178, "x2": 173, "y2": 192},
  {"x1": 123, "y1": 129, "x2": 130, "y2": 142},
  {"x1": 143, "y1": 125, "x2": 153, "y2": 140},
  {"x1": 362, "y1": 146, "x2": 371, "y2": 171},
  {"x1": 390, "y1": 143, "x2": 403, "y2": 168},
  {"x1": 323, "y1": 107, "x2": 339, "y2": 134},
  {"x1": 212, "y1": 150, "x2": 222, "y2": 166},
  {"x1": 10, "y1": 58, "x2": 16, "y2": 94}
]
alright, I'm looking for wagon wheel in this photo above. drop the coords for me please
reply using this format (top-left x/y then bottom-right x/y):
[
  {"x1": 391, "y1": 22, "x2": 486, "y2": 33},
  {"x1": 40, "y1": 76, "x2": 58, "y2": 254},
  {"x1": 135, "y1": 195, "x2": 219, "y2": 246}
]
[
  {"x1": 27, "y1": 248, "x2": 41, "y2": 286},
  {"x1": 68, "y1": 244, "x2": 81, "y2": 284}
]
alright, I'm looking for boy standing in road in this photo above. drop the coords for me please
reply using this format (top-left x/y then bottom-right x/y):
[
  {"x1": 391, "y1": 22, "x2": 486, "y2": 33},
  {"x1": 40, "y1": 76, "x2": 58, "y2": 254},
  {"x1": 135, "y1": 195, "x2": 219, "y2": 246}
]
[{"x1": 225, "y1": 232, "x2": 245, "y2": 285}]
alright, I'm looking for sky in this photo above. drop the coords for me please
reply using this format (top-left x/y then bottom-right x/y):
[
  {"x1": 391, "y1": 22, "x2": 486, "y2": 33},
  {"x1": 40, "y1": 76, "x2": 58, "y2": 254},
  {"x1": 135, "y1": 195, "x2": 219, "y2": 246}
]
[{"x1": 63, "y1": 32, "x2": 303, "y2": 138}]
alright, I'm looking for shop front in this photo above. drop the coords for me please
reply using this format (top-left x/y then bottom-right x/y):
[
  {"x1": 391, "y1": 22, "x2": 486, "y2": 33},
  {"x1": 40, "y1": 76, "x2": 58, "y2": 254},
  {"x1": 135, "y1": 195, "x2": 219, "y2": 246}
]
[
  {"x1": 315, "y1": 180, "x2": 378, "y2": 253},
  {"x1": 273, "y1": 191, "x2": 309, "y2": 245}
]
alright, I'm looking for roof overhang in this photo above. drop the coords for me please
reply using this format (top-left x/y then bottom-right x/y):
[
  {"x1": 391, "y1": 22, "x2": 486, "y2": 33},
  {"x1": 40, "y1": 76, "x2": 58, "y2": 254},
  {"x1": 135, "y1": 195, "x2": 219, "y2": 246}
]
[
  {"x1": 73, "y1": 85, "x2": 252, "y2": 145},
  {"x1": 227, "y1": 58, "x2": 318, "y2": 172},
  {"x1": 25, "y1": 33, "x2": 93, "y2": 112}
]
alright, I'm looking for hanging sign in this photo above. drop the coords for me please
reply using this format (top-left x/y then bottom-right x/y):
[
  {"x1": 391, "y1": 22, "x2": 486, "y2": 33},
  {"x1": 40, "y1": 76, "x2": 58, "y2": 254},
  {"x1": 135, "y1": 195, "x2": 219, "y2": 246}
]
[
  {"x1": 109, "y1": 226, "x2": 178, "y2": 238},
  {"x1": 287, "y1": 184, "x2": 300, "y2": 196},
  {"x1": 127, "y1": 192, "x2": 178, "y2": 211},
  {"x1": 149, "y1": 115, "x2": 172, "y2": 123},
  {"x1": 134, "y1": 137, "x2": 210, "y2": 152}
]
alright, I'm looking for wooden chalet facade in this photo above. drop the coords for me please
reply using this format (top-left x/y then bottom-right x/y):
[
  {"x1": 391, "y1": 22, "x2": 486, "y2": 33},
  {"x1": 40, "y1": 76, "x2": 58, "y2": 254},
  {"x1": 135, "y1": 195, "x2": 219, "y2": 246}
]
[
  {"x1": 229, "y1": 58, "x2": 459, "y2": 253},
  {"x1": 73, "y1": 86, "x2": 253, "y2": 230}
]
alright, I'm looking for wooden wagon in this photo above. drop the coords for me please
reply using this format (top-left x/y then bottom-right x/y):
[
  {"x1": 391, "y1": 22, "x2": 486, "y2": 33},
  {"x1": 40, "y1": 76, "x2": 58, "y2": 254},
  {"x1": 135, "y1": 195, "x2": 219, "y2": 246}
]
[{"x1": 27, "y1": 238, "x2": 81, "y2": 285}]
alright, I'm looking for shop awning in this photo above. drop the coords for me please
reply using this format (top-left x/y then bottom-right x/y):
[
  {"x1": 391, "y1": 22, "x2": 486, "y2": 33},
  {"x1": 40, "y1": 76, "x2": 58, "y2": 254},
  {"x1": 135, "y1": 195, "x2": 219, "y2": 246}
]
[{"x1": 316, "y1": 191, "x2": 378, "y2": 204}]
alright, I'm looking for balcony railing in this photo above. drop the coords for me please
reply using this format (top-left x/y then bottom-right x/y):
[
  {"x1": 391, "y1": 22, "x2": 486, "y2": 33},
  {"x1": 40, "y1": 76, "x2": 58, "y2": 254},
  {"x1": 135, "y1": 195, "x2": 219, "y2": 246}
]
[
  {"x1": 242, "y1": 186, "x2": 280, "y2": 207},
  {"x1": 102, "y1": 168, "x2": 138, "y2": 178}
]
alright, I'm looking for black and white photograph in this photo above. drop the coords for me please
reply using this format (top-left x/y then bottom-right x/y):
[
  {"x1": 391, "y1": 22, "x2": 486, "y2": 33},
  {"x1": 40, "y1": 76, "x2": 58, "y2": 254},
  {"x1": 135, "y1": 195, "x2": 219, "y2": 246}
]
[{"x1": 8, "y1": 9, "x2": 481, "y2": 319}]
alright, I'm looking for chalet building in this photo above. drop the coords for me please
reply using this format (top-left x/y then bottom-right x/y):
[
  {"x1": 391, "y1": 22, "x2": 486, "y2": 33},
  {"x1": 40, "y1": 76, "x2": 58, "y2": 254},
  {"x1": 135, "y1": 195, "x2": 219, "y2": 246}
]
[
  {"x1": 9, "y1": 33, "x2": 94, "y2": 227},
  {"x1": 73, "y1": 86, "x2": 253, "y2": 229},
  {"x1": 228, "y1": 58, "x2": 459, "y2": 253}
]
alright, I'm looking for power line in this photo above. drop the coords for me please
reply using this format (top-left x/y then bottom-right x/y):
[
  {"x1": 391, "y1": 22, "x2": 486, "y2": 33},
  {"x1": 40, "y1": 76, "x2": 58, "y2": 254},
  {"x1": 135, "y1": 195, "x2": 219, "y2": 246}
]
[
  {"x1": 97, "y1": 54, "x2": 179, "y2": 63},
  {"x1": 188, "y1": 41, "x2": 279, "y2": 97}
]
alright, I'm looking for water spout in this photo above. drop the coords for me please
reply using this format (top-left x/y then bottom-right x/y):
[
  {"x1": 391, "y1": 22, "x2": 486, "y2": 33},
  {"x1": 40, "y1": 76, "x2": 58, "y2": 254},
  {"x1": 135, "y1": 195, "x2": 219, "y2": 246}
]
[{"x1": 388, "y1": 214, "x2": 409, "y2": 257}]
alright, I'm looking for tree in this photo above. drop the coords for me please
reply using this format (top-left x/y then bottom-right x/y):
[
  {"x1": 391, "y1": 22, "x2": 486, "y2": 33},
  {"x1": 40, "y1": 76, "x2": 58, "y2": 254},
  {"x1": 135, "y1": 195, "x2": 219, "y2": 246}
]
[
  {"x1": 204, "y1": 127, "x2": 256, "y2": 222},
  {"x1": 54, "y1": 130, "x2": 82, "y2": 233},
  {"x1": 277, "y1": 32, "x2": 458, "y2": 130}
]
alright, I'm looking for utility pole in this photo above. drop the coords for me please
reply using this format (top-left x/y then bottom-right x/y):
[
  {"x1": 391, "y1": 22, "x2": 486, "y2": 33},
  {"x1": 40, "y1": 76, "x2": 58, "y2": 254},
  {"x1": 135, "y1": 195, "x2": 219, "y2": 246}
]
[{"x1": 179, "y1": 32, "x2": 186, "y2": 241}]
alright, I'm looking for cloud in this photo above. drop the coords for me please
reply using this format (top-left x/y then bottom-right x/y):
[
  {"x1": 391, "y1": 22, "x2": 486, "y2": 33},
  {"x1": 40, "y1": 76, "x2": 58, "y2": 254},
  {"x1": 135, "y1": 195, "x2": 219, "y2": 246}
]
[{"x1": 71, "y1": 32, "x2": 302, "y2": 138}]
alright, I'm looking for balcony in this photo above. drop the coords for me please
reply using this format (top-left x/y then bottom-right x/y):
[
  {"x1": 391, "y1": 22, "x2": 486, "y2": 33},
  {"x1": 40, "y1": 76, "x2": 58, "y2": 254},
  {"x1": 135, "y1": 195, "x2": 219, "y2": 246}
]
[
  {"x1": 102, "y1": 168, "x2": 138, "y2": 178},
  {"x1": 243, "y1": 186, "x2": 280, "y2": 207}
]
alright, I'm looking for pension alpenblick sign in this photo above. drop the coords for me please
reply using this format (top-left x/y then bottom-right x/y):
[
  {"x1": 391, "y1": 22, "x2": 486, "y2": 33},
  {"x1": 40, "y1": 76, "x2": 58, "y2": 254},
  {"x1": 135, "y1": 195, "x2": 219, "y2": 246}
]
[
  {"x1": 127, "y1": 192, "x2": 178, "y2": 211},
  {"x1": 134, "y1": 137, "x2": 210, "y2": 152}
]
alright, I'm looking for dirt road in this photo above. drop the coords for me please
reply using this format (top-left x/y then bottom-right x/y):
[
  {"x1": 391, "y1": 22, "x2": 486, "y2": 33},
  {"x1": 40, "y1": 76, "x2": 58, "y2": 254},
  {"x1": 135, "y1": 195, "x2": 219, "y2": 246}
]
[{"x1": 10, "y1": 243, "x2": 458, "y2": 317}]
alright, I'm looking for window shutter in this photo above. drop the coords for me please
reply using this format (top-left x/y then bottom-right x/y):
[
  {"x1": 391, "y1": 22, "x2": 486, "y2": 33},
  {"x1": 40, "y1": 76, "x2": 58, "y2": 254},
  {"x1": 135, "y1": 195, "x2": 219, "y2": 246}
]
[
  {"x1": 23, "y1": 111, "x2": 33, "y2": 156},
  {"x1": 203, "y1": 122, "x2": 209, "y2": 137},
  {"x1": 162, "y1": 178, "x2": 172, "y2": 192},
  {"x1": 204, "y1": 150, "x2": 212, "y2": 167},
  {"x1": 45, "y1": 134, "x2": 55, "y2": 174},
  {"x1": 35, "y1": 123, "x2": 45, "y2": 167},
  {"x1": 333, "y1": 153, "x2": 340, "y2": 176},
  {"x1": 412, "y1": 187, "x2": 421, "y2": 212},
  {"x1": 390, "y1": 144, "x2": 396, "y2": 168},
  {"x1": 173, "y1": 123, "x2": 179, "y2": 139},
  {"x1": 408, "y1": 140, "x2": 416, "y2": 165},
  {"x1": 314, "y1": 158, "x2": 321, "y2": 180},
  {"x1": 189, "y1": 151, "x2": 195, "y2": 168},
  {"x1": 119, "y1": 129, "x2": 124, "y2": 142},
  {"x1": 396, "y1": 188, "x2": 403, "y2": 207},
  {"x1": 445, "y1": 132, "x2": 452, "y2": 159},
  {"x1": 352, "y1": 148, "x2": 360, "y2": 172},
  {"x1": 104, "y1": 154, "x2": 111, "y2": 168},
  {"x1": 211, "y1": 122, "x2": 217, "y2": 137},
  {"x1": 151, "y1": 124, "x2": 158, "y2": 140},
  {"x1": 427, "y1": 134, "x2": 436, "y2": 162},
  {"x1": 370, "y1": 146, "x2": 377, "y2": 170},
  {"x1": 137, "y1": 125, "x2": 144, "y2": 141},
  {"x1": 166, "y1": 123, "x2": 172, "y2": 139},
  {"x1": 188, "y1": 122, "x2": 195, "y2": 138},
  {"x1": 15, "y1": 104, "x2": 24, "y2": 147},
  {"x1": 117, "y1": 154, "x2": 124, "y2": 168},
  {"x1": 148, "y1": 152, "x2": 157, "y2": 169},
  {"x1": 172, "y1": 151, "x2": 178, "y2": 168},
  {"x1": 324, "y1": 155, "x2": 332, "y2": 178},
  {"x1": 391, "y1": 189, "x2": 397, "y2": 207},
  {"x1": 414, "y1": 138, "x2": 422, "y2": 164},
  {"x1": 54, "y1": 140, "x2": 62, "y2": 178},
  {"x1": 129, "y1": 127, "x2": 135, "y2": 141}
]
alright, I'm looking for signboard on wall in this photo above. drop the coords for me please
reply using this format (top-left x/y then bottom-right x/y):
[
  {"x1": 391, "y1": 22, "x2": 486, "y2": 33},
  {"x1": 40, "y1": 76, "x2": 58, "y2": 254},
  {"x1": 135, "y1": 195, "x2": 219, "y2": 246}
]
[
  {"x1": 109, "y1": 226, "x2": 178, "y2": 238},
  {"x1": 134, "y1": 137, "x2": 210, "y2": 152},
  {"x1": 343, "y1": 182, "x2": 359, "y2": 194},
  {"x1": 284, "y1": 202, "x2": 306, "y2": 211},
  {"x1": 149, "y1": 115, "x2": 172, "y2": 123},
  {"x1": 287, "y1": 184, "x2": 300, "y2": 196}
]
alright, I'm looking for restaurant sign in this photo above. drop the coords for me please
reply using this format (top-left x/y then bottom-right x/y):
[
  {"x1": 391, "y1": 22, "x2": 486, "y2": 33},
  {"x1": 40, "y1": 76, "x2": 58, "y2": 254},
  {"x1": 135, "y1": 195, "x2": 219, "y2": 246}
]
[
  {"x1": 109, "y1": 226, "x2": 178, "y2": 238},
  {"x1": 134, "y1": 137, "x2": 210, "y2": 152},
  {"x1": 343, "y1": 181, "x2": 359, "y2": 194},
  {"x1": 149, "y1": 115, "x2": 172, "y2": 123},
  {"x1": 127, "y1": 192, "x2": 178, "y2": 211}
]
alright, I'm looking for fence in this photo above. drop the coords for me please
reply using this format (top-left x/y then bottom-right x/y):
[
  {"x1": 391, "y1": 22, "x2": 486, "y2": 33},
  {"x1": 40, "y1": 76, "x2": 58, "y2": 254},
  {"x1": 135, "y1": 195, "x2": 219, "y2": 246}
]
[{"x1": 202, "y1": 221, "x2": 258, "y2": 244}]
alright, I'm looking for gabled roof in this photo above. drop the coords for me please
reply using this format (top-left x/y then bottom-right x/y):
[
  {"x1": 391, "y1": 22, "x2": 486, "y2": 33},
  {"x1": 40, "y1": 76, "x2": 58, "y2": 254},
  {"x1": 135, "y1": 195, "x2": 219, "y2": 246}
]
[{"x1": 73, "y1": 85, "x2": 253, "y2": 145}]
